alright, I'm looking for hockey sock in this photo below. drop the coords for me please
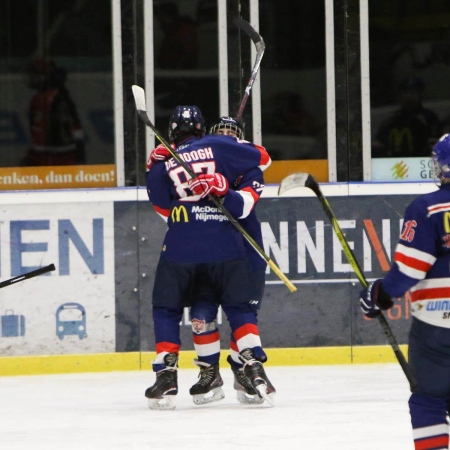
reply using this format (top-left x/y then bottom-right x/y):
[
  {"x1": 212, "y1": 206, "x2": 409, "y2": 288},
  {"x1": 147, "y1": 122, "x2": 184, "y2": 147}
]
[
  {"x1": 190, "y1": 303, "x2": 220, "y2": 365},
  {"x1": 152, "y1": 307, "x2": 183, "y2": 371},
  {"x1": 192, "y1": 329, "x2": 220, "y2": 365},
  {"x1": 223, "y1": 306, "x2": 267, "y2": 361},
  {"x1": 409, "y1": 393, "x2": 449, "y2": 450}
]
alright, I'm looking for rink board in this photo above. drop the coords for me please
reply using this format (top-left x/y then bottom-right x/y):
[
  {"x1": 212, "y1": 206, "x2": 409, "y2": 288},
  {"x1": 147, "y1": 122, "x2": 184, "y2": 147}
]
[{"x1": 0, "y1": 182, "x2": 437, "y2": 374}]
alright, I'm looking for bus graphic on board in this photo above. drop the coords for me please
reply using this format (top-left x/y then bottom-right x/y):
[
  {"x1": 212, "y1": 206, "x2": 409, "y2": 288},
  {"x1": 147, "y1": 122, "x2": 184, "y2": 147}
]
[{"x1": 56, "y1": 303, "x2": 87, "y2": 340}]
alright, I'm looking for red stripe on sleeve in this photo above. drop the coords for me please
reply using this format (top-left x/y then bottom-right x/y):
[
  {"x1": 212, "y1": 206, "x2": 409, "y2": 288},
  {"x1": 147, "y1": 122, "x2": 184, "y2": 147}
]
[
  {"x1": 242, "y1": 186, "x2": 260, "y2": 202},
  {"x1": 153, "y1": 205, "x2": 170, "y2": 217},
  {"x1": 395, "y1": 251, "x2": 433, "y2": 272},
  {"x1": 255, "y1": 144, "x2": 271, "y2": 166}
]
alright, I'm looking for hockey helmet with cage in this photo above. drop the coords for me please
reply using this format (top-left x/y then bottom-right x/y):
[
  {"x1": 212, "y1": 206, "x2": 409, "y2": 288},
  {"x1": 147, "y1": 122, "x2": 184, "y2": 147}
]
[
  {"x1": 209, "y1": 116, "x2": 244, "y2": 140},
  {"x1": 168, "y1": 105, "x2": 206, "y2": 144},
  {"x1": 432, "y1": 134, "x2": 450, "y2": 180}
]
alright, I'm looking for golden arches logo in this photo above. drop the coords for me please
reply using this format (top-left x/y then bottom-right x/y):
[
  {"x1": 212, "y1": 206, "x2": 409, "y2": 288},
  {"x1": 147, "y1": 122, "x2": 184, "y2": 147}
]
[
  {"x1": 171, "y1": 205, "x2": 189, "y2": 222},
  {"x1": 388, "y1": 128, "x2": 413, "y2": 155},
  {"x1": 444, "y1": 212, "x2": 450, "y2": 233}
]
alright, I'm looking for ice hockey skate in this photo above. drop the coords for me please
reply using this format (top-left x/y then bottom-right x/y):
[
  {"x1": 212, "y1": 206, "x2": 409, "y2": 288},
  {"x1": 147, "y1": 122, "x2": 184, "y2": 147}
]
[
  {"x1": 145, "y1": 353, "x2": 178, "y2": 410},
  {"x1": 189, "y1": 359, "x2": 225, "y2": 405},
  {"x1": 227, "y1": 355, "x2": 264, "y2": 404},
  {"x1": 238, "y1": 348, "x2": 276, "y2": 406}
]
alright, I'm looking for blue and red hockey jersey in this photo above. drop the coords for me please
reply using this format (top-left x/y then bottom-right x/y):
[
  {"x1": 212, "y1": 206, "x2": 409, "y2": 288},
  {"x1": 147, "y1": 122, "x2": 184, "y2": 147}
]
[
  {"x1": 146, "y1": 134, "x2": 271, "y2": 264},
  {"x1": 383, "y1": 183, "x2": 450, "y2": 328},
  {"x1": 230, "y1": 166, "x2": 267, "y2": 272}
]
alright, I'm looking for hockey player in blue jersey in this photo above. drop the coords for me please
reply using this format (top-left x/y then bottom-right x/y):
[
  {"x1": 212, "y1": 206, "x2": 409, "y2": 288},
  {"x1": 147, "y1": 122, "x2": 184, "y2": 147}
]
[
  {"x1": 187, "y1": 117, "x2": 273, "y2": 406},
  {"x1": 359, "y1": 133, "x2": 450, "y2": 449},
  {"x1": 145, "y1": 107, "x2": 274, "y2": 409}
]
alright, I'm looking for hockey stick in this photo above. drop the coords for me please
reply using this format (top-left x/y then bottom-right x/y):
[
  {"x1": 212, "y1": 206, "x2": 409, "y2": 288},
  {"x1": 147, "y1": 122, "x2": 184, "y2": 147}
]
[
  {"x1": 279, "y1": 173, "x2": 417, "y2": 390},
  {"x1": 0, "y1": 264, "x2": 56, "y2": 289},
  {"x1": 232, "y1": 18, "x2": 265, "y2": 123},
  {"x1": 132, "y1": 85, "x2": 296, "y2": 293}
]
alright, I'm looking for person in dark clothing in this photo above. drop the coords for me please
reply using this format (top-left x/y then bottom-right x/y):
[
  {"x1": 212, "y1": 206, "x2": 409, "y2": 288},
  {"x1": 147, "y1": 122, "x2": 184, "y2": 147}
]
[
  {"x1": 23, "y1": 58, "x2": 85, "y2": 166},
  {"x1": 372, "y1": 76, "x2": 440, "y2": 158}
]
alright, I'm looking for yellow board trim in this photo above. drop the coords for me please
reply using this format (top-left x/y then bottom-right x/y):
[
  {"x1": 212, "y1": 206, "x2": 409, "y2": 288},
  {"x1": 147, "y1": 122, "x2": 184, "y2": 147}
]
[{"x1": 0, "y1": 346, "x2": 409, "y2": 376}]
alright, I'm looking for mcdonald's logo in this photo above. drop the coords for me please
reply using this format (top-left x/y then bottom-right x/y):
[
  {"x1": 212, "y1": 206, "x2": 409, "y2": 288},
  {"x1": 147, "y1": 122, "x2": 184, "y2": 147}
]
[
  {"x1": 388, "y1": 128, "x2": 413, "y2": 155},
  {"x1": 171, "y1": 205, "x2": 189, "y2": 222},
  {"x1": 444, "y1": 212, "x2": 450, "y2": 233}
]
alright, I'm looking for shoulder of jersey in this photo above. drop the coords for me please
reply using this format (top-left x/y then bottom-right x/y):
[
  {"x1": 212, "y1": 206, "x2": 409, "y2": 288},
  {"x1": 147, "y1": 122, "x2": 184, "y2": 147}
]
[{"x1": 203, "y1": 134, "x2": 251, "y2": 145}]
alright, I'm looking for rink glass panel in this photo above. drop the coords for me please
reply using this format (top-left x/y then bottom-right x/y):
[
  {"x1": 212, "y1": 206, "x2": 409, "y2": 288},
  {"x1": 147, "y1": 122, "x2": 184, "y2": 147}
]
[
  {"x1": 0, "y1": 0, "x2": 115, "y2": 189},
  {"x1": 368, "y1": 0, "x2": 450, "y2": 182}
]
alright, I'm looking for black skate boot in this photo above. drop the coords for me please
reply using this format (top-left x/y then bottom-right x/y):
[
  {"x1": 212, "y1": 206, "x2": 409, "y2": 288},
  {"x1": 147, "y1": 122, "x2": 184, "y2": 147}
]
[
  {"x1": 238, "y1": 348, "x2": 276, "y2": 406},
  {"x1": 145, "y1": 353, "x2": 178, "y2": 410},
  {"x1": 227, "y1": 355, "x2": 264, "y2": 404},
  {"x1": 189, "y1": 359, "x2": 225, "y2": 405}
]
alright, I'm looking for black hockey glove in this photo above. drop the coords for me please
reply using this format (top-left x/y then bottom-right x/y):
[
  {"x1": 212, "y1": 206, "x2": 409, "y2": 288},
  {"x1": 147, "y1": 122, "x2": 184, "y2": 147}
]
[{"x1": 359, "y1": 279, "x2": 394, "y2": 318}]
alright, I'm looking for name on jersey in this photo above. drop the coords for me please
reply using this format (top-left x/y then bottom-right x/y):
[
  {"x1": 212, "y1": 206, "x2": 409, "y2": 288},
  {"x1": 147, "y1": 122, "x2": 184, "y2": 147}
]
[
  {"x1": 165, "y1": 147, "x2": 214, "y2": 169},
  {"x1": 191, "y1": 205, "x2": 228, "y2": 222}
]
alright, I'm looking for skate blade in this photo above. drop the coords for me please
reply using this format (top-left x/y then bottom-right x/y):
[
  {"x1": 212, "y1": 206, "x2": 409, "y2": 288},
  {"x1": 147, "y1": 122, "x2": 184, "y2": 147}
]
[
  {"x1": 255, "y1": 385, "x2": 275, "y2": 407},
  {"x1": 236, "y1": 390, "x2": 264, "y2": 405},
  {"x1": 147, "y1": 396, "x2": 176, "y2": 410},
  {"x1": 192, "y1": 387, "x2": 225, "y2": 405}
]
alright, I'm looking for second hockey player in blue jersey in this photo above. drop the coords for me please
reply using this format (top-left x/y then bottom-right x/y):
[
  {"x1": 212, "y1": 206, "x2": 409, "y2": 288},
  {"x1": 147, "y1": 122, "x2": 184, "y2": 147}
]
[
  {"x1": 359, "y1": 133, "x2": 450, "y2": 449},
  {"x1": 188, "y1": 117, "x2": 273, "y2": 406}
]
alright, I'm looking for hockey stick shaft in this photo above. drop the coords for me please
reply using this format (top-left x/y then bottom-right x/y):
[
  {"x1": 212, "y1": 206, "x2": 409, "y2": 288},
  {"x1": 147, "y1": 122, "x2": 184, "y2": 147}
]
[
  {"x1": 302, "y1": 174, "x2": 416, "y2": 390},
  {"x1": 132, "y1": 86, "x2": 296, "y2": 293},
  {"x1": 233, "y1": 18, "x2": 265, "y2": 123},
  {"x1": 0, "y1": 264, "x2": 56, "y2": 289}
]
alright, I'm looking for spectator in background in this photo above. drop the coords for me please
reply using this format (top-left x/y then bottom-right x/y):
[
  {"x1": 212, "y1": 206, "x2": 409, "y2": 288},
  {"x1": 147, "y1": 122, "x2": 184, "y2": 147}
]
[
  {"x1": 372, "y1": 76, "x2": 440, "y2": 158},
  {"x1": 23, "y1": 58, "x2": 85, "y2": 166},
  {"x1": 154, "y1": 1, "x2": 198, "y2": 70},
  {"x1": 263, "y1": 91, "x2": 317, "y2": 135}
]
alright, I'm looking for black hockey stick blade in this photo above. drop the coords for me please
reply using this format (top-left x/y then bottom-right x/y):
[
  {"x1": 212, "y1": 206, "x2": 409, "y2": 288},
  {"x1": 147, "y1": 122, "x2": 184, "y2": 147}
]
[
  {"x1": 0, "y1": 263, "x2": 56, "y2": 289},
  {"x1": 233, "y1": 18, "x2": 265, "y2": 51},
  {"x1": 279, "y1": 172, "x2": 417, "y2": 390},
  {"x1": 233, "y1": 18, "x2": 265, "y2": 123}
]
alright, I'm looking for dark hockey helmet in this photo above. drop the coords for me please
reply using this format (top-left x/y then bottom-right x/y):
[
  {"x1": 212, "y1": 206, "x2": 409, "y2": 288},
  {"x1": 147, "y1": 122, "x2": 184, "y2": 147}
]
[
  {"x1": 168, "y1": 105, "x2": 206, "y2": 144},
  {"x1": 432, "y1": 134, "x2": 450, "y2": 180},
  {"x1": 26, "y1": 58, "x2": 62, "y2": 90},
  {"x1": 209, "y1": 116, "x2": 244, "y2": 140}
]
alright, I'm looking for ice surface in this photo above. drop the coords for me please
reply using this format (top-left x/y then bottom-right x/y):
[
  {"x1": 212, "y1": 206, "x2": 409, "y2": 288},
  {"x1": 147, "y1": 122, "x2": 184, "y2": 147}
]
[{"x1": 0, "y1": 363, "x2": 413, "y2": 449}]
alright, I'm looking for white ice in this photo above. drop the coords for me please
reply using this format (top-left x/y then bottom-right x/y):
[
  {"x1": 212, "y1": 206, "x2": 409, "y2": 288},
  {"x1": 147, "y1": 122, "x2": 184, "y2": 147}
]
[{"x1": 0, "y1": 363, "x2": 413, "y2": 450}]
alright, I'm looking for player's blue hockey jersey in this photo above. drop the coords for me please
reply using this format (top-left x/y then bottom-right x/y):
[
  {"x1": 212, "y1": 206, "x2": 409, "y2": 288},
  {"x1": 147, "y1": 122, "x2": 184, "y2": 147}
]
[
  {"x1": 146, "y1": 134, "x2": 271, "y2": 264},
  {"x1": 230, "y1": 166, "x2": 267, "y2": 272},
  {"x1": 383, "y1": 183, "x2": 450, "y2": 328}
]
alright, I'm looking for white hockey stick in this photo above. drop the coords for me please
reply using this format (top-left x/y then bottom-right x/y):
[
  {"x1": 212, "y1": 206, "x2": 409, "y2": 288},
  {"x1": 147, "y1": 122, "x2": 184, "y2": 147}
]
[
  {"x1": 233, "y1": 18, "x2": 265, "y2": 123},
  {"x1": 279, "y1": 173, "x2": 417, "y2": 390},
  {"x1": 132, "y1": 85, "x2": 296, "y2": 293}
]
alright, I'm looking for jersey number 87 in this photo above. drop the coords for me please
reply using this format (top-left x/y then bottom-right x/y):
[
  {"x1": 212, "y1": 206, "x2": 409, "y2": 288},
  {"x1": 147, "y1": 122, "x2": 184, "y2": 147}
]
[{"x1": 169, "y1": 161, "x2": 217, "y2": 200}]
